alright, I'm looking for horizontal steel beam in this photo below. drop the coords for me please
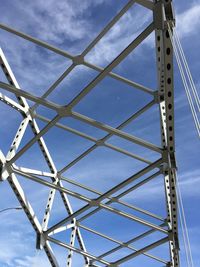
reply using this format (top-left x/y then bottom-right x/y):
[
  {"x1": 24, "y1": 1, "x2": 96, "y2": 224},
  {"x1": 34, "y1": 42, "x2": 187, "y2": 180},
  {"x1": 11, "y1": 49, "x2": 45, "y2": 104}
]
[
  {"x1": 60, "y1": 175, "x2": 164, "y2": 221},
  {"x1": 66, "y1": 22, "x2": 155, "y2": 110},
  {"x1": 45, "y1": 158, "x2": 163, "y2": 234},
  {"x1": 35, "y1": 113, "x2": 152, "y2": 164},
  {"x1": 0, "y1": 81, "x2": 60, "y2": 111},
  {"x1": 47, "y1": 236, "x2": 111, "y2": 266},
  {"x1": 79, "y1": 224, "x2": 167, "y2": 264},
  {"x1": 113, "y1": 237, "x2": 169, "y2": 265},
  {"x1": 95, "y1": 222, "x2": 166, "y2": 260},
  {"x1": 0, "y1": 23, "x2": 154, "y2": 96},
  {"x1": 72, "y1": 111, "x2": 162, "y2": 153},
  {"x1": 12, "y1": 167, "x2": 167, "y2": 234},
  {"x1": 58, "y1": 100, "x2": 155, "y2": 174}
]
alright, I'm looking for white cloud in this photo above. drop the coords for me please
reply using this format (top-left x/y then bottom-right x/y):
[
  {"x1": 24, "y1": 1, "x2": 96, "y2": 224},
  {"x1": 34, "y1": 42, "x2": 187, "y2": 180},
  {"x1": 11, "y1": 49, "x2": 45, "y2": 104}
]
[
  {"x1": 86, "y1": 6, "x2": 152, "y2": 65},
  {"x1": 176, "y1": 3, "x2": 200, "y2": 38},
  {"x1": 0, "y1": 2, "x2": 200, "y2": 266},
  {"x1": 0, "y1": 0, "x2": 153, "y2": 89},
  {"x1": 123, "y1": 168, "x2": 200, "y2": 204},
  {"x1": 14, "y1": 253, "x2": 49, "y2": 267},
  {"x1": 18, "y1": 0, "x2": 92, "y2": 44},
  {"x1": 0, "y1": 0, "x2": 109, "y2": 95}
]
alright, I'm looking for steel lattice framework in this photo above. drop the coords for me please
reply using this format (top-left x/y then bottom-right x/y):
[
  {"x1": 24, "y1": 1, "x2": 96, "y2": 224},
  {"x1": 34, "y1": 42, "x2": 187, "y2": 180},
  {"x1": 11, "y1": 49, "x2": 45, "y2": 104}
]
[{"x1": 0, "y1": 0, "x2": 180, "y2": 266}]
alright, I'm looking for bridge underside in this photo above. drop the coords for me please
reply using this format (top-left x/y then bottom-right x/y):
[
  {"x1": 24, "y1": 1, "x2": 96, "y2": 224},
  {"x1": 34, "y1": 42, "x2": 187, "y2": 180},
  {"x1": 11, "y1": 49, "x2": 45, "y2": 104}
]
[{"x1": 0, "y1": 1, "x2": 179, "y2": 266}]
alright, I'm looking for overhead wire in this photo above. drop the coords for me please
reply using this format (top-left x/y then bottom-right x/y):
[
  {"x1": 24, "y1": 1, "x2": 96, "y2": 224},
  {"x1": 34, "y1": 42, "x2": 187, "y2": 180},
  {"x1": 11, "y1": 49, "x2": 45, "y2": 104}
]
[
  {"x1": 167, "y1": 23, "x2": 200, "y2": 138},
  {"x1": 170, "y1": 25, "x2": 200, "y2": 135},
  {"x1": 167, "y1": 23, "x2": 196, "y2": 267},
  {"x1": 176, "y1": 172, "x2": 195, "y2": 267},
  {"x1": 173, "y1": 24, "x2": 200, "y2": 112},
  {"x1": 168, "y1": 24, "x2": 195, "y2": 267}
]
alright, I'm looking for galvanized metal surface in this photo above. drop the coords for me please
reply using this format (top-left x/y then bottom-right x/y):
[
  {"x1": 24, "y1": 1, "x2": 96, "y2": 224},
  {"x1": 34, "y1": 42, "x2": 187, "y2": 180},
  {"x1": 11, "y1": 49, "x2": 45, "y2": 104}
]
[{"x1": 0, "y1": 1, "x2": 179, "y2": 266}]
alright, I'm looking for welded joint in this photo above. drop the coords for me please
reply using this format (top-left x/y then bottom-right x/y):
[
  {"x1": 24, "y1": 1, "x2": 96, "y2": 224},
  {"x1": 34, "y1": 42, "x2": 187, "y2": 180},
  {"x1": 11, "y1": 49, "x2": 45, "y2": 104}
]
[
  {"x1": 122, "y1": 242, "x2": 129, "y2": 248},
  {"x1": 168, "y1": 230, "x2": 179, "y2": 251},
  {"x1": 28, "y1": 108, "x2": 38, "y2": 120},
  {"x1": 0, "y1": 164, "x2": 11, "y2": 181},
  {"x1": 73, "y1": 54, "x2": 84, "y2": 65},
  {"x1": 162, "y1": 148, "x2": 177, "y2": 169},
  {"x1": 154, "y1": 90, "x2": 165, "y2": 103},
  {"x1": 162, "y1": 149, "x2": 169, "y2": 163},
  {"x1": 169, "y1": 153, "x2": 177, "y2": 170},
  {"x1": 89, "y1": 199, "x2": 100, "y2": 207},
  {"x1": 0, "y1": 150, "x2": 11, "y2": 181},
  {"x1": 153, "y1": 1, "x2": 165, "y2": 30},
  {"x1": 160, "y1": 163, "x2": 169, "y2": 174},
  {"x1": 87, "y1": 261, "x2": 100, "y2": 267},
  {"x1": 57, "y1": 106, "x2": 72, "y2": 117},
  {"x1": 166, "y1": 262, "x2": 172, "y2": 267},
  {"x1": 110, "y1": 197, "x2": 118, "y2": 203},
  {"x1": 174, "y1": 232, "x2": 180, "y2": 251},
  {"x1": 163, "y1": 0, "x2": 175, "y2": 22},
  {"x1": 96, "y1": 139, "x2": 105, "y2": 146},
  {"x1": 109, "y1": 263, "x2": 119, "y2": 267},
  {"x1": 168, "y1": 229, "x2": 173, "y2": 241},
  {"x1": 36, "y1": 232, "x2": 47, "y2": 250},
  {"x1": 153, "y1": 0, "x2": 175, "y2": 30},
  {"x1": 75, "y1": 221, "x2": 80, "y2": 227}
]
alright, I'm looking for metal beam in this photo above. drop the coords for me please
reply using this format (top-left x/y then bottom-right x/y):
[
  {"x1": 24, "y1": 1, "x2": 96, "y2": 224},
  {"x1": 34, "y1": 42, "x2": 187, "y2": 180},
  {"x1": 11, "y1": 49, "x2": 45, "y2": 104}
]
[
  {"x1": 47, "y1": 236, "x2": 111, "y2": 266},
  {"x1": 0, "y1": 152, "x2": 59, "y2": 267},
  {"x1": 0, "y1": 23, "x2": 154, "y2": 96},
  {"x1": 0, "y1": 48, "x2": 89, "y2": 265},
  {"x1": 79, "y1": 224, "x2": 167, "y2": 264},
  {"x1": 45, "y1": 158, "x2": 163, "y2": 234},
  {"x1": 12, "y1": 167, "x2": 167, "y2": 234},
  {"x1": 71, "y1": 111, "x2": 162, "y2": 153},
  {"x1": 113, "y1": 237, "x2": 169, "y2": 265},
  {"x1": 0, "y1": 1, "x2": 180, "y2": 266},
  {"x1": 65, "y1": 22, "x2": 155, "y2": 110}
]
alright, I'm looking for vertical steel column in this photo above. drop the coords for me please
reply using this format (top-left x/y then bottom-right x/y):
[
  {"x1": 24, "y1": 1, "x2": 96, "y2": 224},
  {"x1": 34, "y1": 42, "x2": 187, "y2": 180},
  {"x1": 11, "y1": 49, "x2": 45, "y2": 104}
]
[{"x1": 155, "y1": 1, "x2": 179, "y2": 266}]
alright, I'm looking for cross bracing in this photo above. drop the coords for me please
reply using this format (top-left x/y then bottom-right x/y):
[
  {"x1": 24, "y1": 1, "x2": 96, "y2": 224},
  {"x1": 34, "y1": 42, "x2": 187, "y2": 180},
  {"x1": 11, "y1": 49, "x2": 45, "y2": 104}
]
[{"x1": 0, "y1": 0, "x2": 180, "y2": 266}]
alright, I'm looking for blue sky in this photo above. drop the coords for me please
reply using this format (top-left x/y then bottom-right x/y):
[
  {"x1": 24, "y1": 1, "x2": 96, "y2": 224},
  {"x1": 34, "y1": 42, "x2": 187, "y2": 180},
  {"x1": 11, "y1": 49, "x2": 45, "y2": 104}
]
[{"x1": 0, "y1": 0, "x2": 199, "y2": 266}]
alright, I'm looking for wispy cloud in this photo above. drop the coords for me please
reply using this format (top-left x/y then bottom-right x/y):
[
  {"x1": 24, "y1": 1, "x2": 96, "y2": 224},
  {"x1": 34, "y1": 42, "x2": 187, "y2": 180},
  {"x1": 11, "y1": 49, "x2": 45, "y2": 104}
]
[
  {"x1": 123, "y1": 168, "x2": 200, "y2": 204},
  {"x1": 0, "y1": 1, "x2": 199, "y2": 266},
  {"x1": 86, "y1": 5, "x2": 152, "y2": 65},
  {"x1": 176, "y1": 2, "x2": 200, "y2": 38}
]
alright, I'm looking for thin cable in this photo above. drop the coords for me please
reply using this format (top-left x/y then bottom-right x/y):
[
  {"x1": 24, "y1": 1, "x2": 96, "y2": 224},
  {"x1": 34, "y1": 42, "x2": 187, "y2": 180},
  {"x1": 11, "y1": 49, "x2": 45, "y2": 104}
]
[
  {"x1": 173, "y1": 40, "x2": 200, "y2": 136},
  {"x1": 173, "y1": 26, "x2": 200, "y2": 112},
  {"x1": 175, "y1": 173, "x2": 191, "y2": 267},
  {"x1": 168, "y1": 26, "x2": 200, "y2": 131},
  {"x1": 176, "y1": 173, "x2": 195, "y2": 267},
  {"x1": 170, "y1": 23, "x2": 200, "y2": 132},
  {"x1": 168, "y1": 25, "x2": 200, "y2": 137},
  {"x1": 175, "y1": 30, "x2": 200, "y2": 112},
  {"x1": 169, "y1": 26, "x2": 198, "y2": 264},
  {"x1": 178, "y1": 198, "x2": 191, "y2": 267}
]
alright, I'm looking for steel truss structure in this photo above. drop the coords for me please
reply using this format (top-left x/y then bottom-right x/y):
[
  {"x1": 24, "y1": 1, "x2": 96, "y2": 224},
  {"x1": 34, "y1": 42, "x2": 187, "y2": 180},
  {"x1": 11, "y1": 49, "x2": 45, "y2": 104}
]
[{"x1": 0, "y1": 0, "x2": 180, "y2": 266}]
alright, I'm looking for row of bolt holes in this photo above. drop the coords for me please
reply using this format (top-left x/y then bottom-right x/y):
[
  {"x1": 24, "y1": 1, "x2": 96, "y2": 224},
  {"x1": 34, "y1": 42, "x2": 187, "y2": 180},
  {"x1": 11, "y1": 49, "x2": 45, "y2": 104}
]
[
  {"x1": 1, "y1": 61, "x2": 72, "y2": 267},
  {"x1": 157, "y1": 31, "x2": 174, "y2": 151},
  {"x1": 1, "y1": 63, "x2": 25, "y2": 108},
  {"x1": 2, "y1": 33, "x2": 178, "y2": 263},
  {"x1": 158, "y1": 32, "x2": 178, "y2": 260},
  {"x1": 43, "y1": 190, "x2": 54, "y2": 223},
  {"x1": 8, "y1": 122, "x2": 77, "y2": 264},
  {"x1": 9, "y1": 121, "x2": 25, "y2": 152}
]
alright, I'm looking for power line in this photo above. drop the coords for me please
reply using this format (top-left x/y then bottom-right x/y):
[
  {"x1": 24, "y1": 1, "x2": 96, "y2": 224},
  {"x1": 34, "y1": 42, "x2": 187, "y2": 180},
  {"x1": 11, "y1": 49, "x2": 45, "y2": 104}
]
[{"x1": 168, "y1": 24, "x2": 200, "y2": 138}]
